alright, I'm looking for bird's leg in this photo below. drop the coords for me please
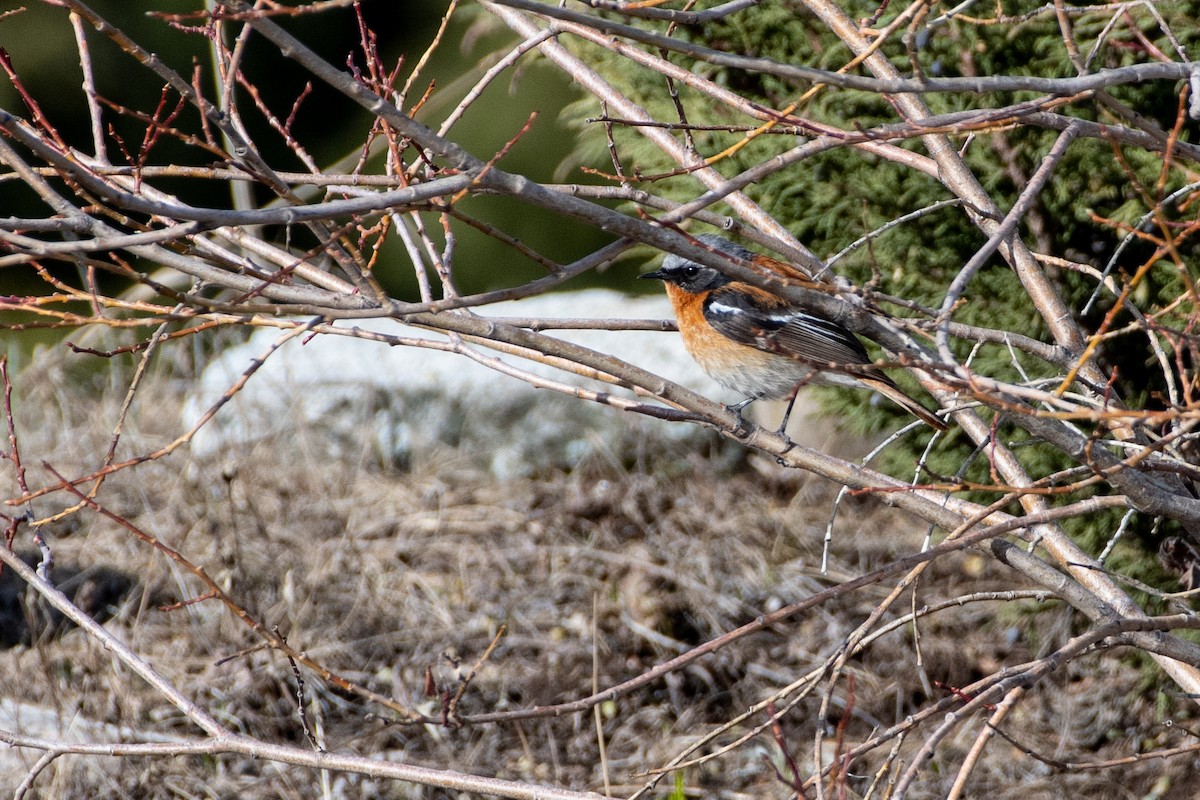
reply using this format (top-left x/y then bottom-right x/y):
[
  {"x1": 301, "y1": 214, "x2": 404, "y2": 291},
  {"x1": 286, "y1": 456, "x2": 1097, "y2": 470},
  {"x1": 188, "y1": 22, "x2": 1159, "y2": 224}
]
[
  {"x1": 777, "y1": 386, "x2": 801, "y2": 435},
  {"x1": 726, "y1": 395, "x2": 759, "y2": 438},
  {"x1": 727, "y1": 395, "x2": 757, "y2": 415}
]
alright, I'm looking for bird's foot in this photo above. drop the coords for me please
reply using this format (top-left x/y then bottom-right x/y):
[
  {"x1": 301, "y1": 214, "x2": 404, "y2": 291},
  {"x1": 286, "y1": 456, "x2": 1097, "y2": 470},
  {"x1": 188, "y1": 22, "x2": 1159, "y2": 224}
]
[
  {"x1": 727, "y1": 396, "x2": 756, "y2": 415},
  {"x1": 726, "y1": 397, "x2": 757, "y2": 438}
]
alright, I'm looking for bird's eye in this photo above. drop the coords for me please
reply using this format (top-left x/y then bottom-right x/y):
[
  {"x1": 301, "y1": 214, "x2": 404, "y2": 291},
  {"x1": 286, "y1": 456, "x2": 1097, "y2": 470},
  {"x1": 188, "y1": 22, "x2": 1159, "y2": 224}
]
[{"x1": 682, "y1": 266, "x2": 700, "y2": 279}]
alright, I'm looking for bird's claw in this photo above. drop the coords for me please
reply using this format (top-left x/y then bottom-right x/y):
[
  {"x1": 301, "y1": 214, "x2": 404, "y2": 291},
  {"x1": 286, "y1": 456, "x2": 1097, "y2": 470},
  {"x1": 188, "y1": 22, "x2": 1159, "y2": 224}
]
[
  {"x1": 725, "y1": 402, "x2": 755, "y2": 438},
  {"x1": 731, "y1": 413, "x2": 755, "y2": 439}
]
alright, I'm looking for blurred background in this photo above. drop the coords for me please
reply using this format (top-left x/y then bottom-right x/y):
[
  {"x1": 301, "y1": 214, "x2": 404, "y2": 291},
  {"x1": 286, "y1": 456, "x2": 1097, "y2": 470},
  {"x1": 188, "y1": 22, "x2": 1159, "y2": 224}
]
[{"x1": 0, "y1": 1, "x2": 622, "y2": 366}]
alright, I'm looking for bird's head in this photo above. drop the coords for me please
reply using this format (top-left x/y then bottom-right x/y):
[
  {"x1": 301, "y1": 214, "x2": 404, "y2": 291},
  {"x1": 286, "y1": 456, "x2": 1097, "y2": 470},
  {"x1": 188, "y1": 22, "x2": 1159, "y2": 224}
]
[{"x1": 639, "y1": 234, "x2": 749, "y2": 294}]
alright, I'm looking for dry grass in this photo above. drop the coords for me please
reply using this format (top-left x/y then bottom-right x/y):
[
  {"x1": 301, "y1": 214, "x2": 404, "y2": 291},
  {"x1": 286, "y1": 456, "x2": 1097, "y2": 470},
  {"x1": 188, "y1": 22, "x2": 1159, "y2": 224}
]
[{"x1": 3, "y1": 365, "x2": 1199, "y2": 799}]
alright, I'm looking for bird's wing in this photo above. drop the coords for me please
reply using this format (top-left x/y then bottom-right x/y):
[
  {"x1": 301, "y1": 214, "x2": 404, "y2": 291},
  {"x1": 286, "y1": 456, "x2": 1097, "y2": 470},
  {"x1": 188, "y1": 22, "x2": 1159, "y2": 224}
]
[
  {"x1": 704, "y1": 284, "x2": 880, "y2": 374},
  {"x1": 704, "y1": 283, "x2": 946, "y2": 429}
]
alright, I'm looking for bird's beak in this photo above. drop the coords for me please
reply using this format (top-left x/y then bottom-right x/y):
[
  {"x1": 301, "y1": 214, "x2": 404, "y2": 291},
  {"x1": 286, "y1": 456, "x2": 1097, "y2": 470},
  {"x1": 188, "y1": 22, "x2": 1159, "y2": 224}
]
[{"x1": 639, "y1": 270, "x2": 665, "y2": 281}]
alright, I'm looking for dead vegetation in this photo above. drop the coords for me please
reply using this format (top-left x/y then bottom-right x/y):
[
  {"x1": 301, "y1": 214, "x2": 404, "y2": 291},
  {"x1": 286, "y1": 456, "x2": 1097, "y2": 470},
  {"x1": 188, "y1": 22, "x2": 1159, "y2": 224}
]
[
  {"x1": 4, "y1": 1, "x2": 1200, "y2": 796},
  {"x1": 2, "y1": 371, "x2": 1198, "y2": 799}
]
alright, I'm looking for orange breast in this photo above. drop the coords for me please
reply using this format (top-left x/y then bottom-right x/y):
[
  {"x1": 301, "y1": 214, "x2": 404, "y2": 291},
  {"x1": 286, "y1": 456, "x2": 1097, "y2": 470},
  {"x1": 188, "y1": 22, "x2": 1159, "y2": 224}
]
[{"x1": 665, "y1": 284, "x2": 811, "y2": 400}]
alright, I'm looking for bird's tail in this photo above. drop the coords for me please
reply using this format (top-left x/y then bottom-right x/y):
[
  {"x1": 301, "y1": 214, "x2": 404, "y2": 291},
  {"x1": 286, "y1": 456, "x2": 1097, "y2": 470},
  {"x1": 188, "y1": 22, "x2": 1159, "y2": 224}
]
[{"x1": 859, "y1": 376, "x2": 948, "y2": 431}]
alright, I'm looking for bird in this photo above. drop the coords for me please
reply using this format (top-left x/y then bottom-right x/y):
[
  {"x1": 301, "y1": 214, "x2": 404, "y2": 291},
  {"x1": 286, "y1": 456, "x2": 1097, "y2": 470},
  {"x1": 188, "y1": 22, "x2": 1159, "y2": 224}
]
[{"x1": 640, "y1": 234, "x2": 947, "y2": 432}]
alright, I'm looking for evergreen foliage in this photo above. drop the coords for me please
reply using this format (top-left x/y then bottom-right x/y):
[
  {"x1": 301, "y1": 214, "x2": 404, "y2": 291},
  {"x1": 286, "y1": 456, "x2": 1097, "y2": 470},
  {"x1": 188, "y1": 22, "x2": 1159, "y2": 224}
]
[{"x1": 561, "y1": 1, "x2": 1199, "y2": 553}]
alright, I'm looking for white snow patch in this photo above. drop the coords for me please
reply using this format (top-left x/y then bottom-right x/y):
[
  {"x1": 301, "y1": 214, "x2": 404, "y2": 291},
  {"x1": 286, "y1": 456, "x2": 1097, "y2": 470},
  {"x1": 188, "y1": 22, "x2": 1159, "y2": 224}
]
[{"x1": 184, "y1": 290, "x2": 731, "y2": 478}]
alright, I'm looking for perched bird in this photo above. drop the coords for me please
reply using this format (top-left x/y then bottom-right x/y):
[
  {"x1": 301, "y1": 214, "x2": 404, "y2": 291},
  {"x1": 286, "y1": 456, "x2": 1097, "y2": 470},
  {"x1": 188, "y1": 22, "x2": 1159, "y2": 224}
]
[{"x1": 640, "y1": 234, "x2": 947, "y2": 432}]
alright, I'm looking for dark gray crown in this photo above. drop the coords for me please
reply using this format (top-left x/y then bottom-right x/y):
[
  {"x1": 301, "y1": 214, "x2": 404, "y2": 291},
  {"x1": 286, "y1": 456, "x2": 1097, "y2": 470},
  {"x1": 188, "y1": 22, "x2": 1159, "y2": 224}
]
[{"x1": 654, "y1": 234, "x2": 750, "y2": 292}]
